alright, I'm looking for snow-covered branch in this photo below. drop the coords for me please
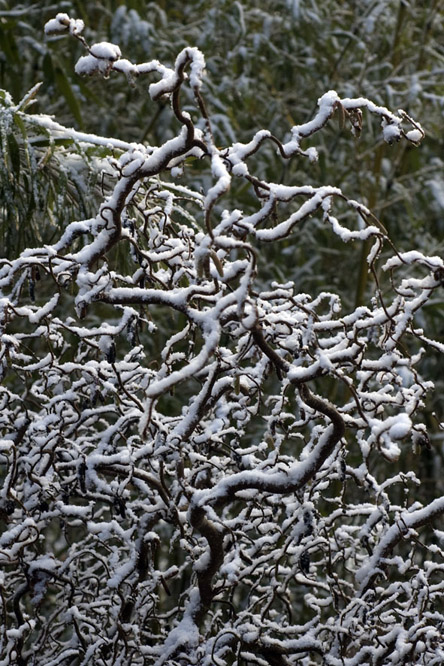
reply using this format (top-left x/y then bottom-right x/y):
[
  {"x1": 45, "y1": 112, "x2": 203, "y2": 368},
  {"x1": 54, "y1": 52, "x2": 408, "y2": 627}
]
[{"x1": 0, "y1": 14, "x2": 441, "y2": 666}]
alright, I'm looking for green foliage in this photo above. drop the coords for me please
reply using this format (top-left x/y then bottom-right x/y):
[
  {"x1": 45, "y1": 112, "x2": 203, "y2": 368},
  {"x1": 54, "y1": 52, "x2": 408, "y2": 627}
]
[{"x1": 0, "y1": 85, "x2": 107, "y2": 255}]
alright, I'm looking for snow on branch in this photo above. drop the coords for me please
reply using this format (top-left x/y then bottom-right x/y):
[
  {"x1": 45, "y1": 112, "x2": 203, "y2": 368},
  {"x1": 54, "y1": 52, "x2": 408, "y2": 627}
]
[{"x1": 0, "y1": 14, "x2": 441, "y2": 666}]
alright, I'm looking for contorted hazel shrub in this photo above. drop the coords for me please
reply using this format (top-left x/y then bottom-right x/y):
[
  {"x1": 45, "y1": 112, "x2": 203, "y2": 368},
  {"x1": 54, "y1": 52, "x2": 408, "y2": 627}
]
[{"x1": 0, "y1": 13, "x2": 443, "y2": 666}]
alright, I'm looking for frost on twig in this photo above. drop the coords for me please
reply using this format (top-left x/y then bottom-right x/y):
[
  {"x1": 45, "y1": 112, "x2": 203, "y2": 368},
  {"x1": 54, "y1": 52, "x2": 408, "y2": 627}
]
[{"x1": 0, "y1": 16, "x2": 442, "y2": 666}]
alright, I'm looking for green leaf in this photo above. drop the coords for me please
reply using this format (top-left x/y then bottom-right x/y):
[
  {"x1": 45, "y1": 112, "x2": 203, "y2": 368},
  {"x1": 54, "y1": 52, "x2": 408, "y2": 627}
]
[
  {"x1": 7, "y1": 132, "x2": 20, "y2": 180},
  {"x1": 13, "y1": 114, "x2": 31, "y2": 169},
  {"x1": 0, "y1": 23, "x2": 20, "y2": 66},
  {"x1": 42, "y1": 52, "x2": 55, "y2": 84},
  {"x1": 29, "y1": 137, "x2": 74, "y2": 148},
  {"x1": 16, "y1": 82, "x2": 43, "y2": 111},
  {"x1": 12, "y1": 113, "x2": 27, "y2": 138},
  {"x1": 54, "y1": 65, "x2": 83, "y2": 129}
]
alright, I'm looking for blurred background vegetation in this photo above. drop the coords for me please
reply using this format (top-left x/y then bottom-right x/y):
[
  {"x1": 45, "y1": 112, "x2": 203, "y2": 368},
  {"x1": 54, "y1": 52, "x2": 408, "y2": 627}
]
[{"x1": 1, "y1": 0, "x2": 443, "y2": 489}]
